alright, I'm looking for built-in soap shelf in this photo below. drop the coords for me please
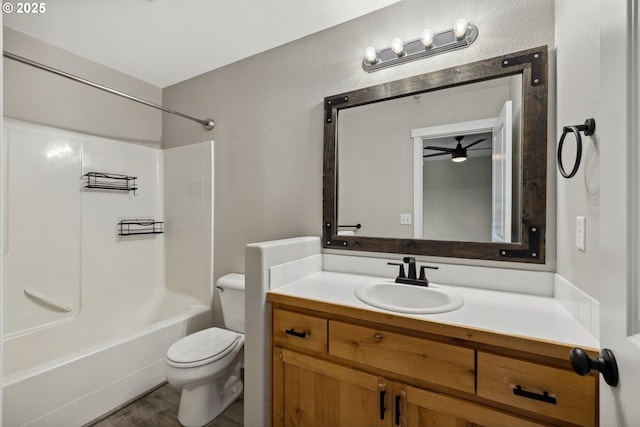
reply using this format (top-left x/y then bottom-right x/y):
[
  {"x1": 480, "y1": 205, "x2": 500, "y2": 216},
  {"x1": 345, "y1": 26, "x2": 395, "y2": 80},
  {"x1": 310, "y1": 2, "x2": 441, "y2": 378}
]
[
  {"x1": 24, "y1": 288, "x2": 72, "y2": 312},
  {"x1": 117, "y1": 219, "x2": 164, "y2": 236},
  {"x1": 84, "y1": 172, "x2": 138, "y2": 194}
]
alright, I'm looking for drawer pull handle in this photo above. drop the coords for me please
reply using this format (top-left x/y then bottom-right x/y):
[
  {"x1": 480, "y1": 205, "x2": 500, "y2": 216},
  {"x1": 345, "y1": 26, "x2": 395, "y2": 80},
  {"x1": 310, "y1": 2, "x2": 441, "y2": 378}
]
[
  {"x1": 395, "y1": 395, "x2": 401, "y2": 425},
  {"x1": 512, "y1": 385, "x2": 557, "y2": 405},
  {"x1": 285, "y1": 328, "x2": 309, "y2": 338},
  {"x1": 379, "y1": 390, "x2": 386, "y2": 420}
]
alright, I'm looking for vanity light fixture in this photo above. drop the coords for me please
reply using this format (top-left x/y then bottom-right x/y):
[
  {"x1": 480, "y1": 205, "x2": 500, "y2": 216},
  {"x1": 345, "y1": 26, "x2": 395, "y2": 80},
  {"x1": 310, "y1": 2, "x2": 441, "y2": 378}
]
[
  {"x1": 364, "y1": 46, "x2": 378, "y2": 64},
  {"x1": 420, "y1": 29, "x2": 434, "y2": 48},
  {"x1": 453, "y1": 18, "x2": 470, "y2": 39},
  {"x1": 390, "y1": 37, "x2": 405, "y2": 56},
  {"x1": 362, "y1": 18, "x2": 478, "y2": 72}
]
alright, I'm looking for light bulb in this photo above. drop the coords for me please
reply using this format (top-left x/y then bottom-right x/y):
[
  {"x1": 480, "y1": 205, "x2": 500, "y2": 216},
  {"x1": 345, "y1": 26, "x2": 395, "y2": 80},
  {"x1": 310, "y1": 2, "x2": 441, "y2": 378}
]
[
  {"x1": 420, "y1": 29, "x2": 434, "y2": 48},
  {"x1": 390, "y1": 38, "x2": 405, "y2": 55},
  {"x1": 364, "y1": 46, "x2": 378, "y2": 64},
  {"x1": 451, "y1": 155, "x2": 467, "y2": 163},
  {"x1": 453, "y1": 18, "x2": 469, "y2": 39}
]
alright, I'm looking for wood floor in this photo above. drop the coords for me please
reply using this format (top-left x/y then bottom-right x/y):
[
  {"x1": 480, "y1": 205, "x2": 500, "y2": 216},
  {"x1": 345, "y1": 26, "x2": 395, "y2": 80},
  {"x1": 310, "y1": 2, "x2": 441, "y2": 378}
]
[{"x1": 87, "y1": 383, "x2": 243, "y2": 427}]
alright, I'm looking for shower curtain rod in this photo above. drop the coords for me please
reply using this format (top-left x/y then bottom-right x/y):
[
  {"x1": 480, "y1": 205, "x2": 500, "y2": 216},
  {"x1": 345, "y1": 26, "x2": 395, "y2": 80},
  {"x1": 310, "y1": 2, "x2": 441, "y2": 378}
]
[{"x1": 2, "y1": 51, "x2": 215, "y2": 130}]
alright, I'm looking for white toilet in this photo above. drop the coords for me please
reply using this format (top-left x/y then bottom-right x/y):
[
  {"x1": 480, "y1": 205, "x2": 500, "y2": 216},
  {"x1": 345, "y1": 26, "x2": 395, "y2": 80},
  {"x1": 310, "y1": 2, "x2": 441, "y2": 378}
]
[{"x1": 165, "y1": 273, "x2": 245, "y2": 427}]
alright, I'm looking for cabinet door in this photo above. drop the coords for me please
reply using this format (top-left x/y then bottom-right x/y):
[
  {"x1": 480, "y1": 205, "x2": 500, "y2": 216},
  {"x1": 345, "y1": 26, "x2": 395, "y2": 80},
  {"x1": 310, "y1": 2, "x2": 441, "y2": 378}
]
[
  {"x1": 404, "y1": 385, "x2": 548, "y2": 427},
  {"x1": 273, "y1": 347, "x2": 390, "y2": 427}
]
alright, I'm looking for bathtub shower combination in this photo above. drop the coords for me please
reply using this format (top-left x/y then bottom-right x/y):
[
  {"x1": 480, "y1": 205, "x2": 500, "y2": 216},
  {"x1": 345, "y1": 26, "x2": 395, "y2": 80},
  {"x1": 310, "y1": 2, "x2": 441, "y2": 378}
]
[{"x1": 2, "y1": 119, "x2": 214, "y2": 426}]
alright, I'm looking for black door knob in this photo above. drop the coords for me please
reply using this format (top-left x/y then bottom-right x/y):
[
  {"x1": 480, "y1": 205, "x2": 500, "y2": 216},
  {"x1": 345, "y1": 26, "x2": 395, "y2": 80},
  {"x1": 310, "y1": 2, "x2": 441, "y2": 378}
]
[{"x1": 570, "y1": 347, "x2": 619, "y2": 387}]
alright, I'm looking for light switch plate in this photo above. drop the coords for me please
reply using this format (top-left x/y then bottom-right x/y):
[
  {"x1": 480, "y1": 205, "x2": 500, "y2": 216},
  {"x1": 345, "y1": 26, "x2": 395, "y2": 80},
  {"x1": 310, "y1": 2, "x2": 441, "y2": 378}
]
[
  {"x1": 576, "y1": 216, "x2": 586, "y2": 251},
  {"x1": 400, "y1": 213, "x2": 412, "y2": 225}
]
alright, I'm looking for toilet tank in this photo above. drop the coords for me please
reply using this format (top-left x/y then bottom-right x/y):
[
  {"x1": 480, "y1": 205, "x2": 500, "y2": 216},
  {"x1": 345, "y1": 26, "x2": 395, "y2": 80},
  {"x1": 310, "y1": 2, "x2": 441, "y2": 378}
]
[{"x1": 217, "y1": 273, "x2": 245, "y2": 333}]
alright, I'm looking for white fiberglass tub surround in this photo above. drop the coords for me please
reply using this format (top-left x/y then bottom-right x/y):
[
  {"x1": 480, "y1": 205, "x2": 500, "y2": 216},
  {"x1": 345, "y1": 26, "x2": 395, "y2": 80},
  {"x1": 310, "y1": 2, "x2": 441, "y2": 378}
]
[{"x1": 2, "y1": 120, "x2": 214, "y2": 426}]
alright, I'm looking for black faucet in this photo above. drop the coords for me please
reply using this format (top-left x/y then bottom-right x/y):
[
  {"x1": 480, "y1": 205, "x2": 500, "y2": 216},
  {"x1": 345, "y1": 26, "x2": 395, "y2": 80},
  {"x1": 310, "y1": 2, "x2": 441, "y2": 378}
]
[{"x1": 387, "y1": 257, "x2": 438, "y2": 287}]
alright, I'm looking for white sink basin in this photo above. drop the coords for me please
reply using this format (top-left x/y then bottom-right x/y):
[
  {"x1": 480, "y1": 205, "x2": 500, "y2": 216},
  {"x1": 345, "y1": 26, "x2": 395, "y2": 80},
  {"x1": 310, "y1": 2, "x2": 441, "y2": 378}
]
[{"x1": 354, "y1": 281, "x2": 464, "y2": 314}]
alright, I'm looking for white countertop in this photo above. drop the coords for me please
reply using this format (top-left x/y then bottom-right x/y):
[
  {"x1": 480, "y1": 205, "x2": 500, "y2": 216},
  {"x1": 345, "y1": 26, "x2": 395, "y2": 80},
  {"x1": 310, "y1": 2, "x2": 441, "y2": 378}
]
[{"x1": 269, "y1": 271, "x2": 600, "y2": 350}]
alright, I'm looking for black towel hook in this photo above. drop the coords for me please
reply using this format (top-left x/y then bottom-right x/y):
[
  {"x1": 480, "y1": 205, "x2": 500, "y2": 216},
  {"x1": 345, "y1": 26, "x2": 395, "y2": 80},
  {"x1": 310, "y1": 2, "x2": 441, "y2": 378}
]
[{"x1": 557, "y1": 118, "x2": 596, "y2": 178}]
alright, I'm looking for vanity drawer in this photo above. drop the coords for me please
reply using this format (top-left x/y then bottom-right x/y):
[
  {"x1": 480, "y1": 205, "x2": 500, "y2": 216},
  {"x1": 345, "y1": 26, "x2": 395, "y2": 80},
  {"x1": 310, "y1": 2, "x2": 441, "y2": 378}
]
[
  {"x1": 328, "y1": 320, "x2": 475, "y2": 393},
  {"x1": 476, "y1": 352, "x2": 596, "y2": 426},
  {"x1": 272, "y1": 309, "x2": 327, "y2": 353}
]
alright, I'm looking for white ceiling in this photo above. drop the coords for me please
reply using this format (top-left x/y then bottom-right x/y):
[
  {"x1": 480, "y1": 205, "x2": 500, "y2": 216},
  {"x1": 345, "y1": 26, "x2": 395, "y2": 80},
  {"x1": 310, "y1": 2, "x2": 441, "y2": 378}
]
[{"x1": 3, "y1": 0, "x2": 400, "y2": 88}]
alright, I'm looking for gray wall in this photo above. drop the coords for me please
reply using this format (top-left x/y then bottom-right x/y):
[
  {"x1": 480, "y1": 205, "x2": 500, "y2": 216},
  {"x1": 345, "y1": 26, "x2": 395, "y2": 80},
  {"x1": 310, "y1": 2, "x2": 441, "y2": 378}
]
[
  {"x1": 3, "y1": 27, "x2": 162, "y2": 146},
  {"x1": 555, "y1": 0, "x2": 600, "y2": 299},
  {"x1": 423, "y1": 156, "x2": 492, "y2": 242},
  {"x1": 162, "y1": 0, "x2": 556, "y2": 281}
]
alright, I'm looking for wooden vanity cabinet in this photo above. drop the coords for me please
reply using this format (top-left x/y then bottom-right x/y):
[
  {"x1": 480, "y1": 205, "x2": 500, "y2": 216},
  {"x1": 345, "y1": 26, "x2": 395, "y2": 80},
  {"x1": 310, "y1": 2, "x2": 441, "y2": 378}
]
[{"x1": 270, "y1": 302, "x2": 598, "y2": 427}]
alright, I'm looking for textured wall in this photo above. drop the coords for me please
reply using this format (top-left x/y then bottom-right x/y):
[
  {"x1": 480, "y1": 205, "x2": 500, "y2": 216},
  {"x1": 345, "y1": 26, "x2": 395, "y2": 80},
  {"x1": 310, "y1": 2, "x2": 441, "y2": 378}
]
[
  {"x1": 163, "y1": 0, "x2": 556, "y2": 281},
  {"x1": 3, "y1": 27, "x2": 162, "y2": 146},
  {"x1": 555, "y1": 0, "x2": 600, "y2": 299},
  {"x1": 423, "y1": 156, "x2": 493, "y2": 242}
]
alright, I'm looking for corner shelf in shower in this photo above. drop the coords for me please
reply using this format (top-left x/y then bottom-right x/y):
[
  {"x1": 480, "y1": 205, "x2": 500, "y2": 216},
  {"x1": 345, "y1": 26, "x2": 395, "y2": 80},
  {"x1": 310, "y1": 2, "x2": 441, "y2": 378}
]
[
  {"x1": 84, "y1": 172, "x2": 138, "y2": 194},
  {"x1": 117, "y1": 219, "x2": 164, "y2": 236}
]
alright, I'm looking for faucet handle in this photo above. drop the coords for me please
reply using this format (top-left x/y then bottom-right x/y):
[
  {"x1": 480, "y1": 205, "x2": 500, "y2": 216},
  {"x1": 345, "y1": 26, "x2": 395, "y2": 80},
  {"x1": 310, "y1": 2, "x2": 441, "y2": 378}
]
[
  {"x1": 418, "y1": 265, "x2": 439, "y2": 282},
  {"x1": 387, "y1": 262, "x2": 406, "y2": 278}
]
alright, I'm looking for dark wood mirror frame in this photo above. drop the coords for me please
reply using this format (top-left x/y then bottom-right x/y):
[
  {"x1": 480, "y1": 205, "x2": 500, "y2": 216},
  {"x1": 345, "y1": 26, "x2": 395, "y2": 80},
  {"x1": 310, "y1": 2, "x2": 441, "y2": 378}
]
[{"x1": 323, "y1": 46, "x2": 547, "y2": 263}]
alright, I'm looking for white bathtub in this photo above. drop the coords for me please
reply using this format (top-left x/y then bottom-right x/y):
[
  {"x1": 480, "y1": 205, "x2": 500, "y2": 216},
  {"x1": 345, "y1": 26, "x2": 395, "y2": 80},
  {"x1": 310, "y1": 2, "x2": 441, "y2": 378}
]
[{"x1": 2, "y1": 291, "x2": 211, "y2": 426}]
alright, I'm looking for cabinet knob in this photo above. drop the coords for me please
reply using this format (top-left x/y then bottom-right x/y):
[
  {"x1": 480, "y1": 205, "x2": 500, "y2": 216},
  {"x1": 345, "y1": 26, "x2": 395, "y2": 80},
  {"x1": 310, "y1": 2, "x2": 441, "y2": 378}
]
[{"x1": 570, "y1": 347, "x2": 619, "y2": 387}]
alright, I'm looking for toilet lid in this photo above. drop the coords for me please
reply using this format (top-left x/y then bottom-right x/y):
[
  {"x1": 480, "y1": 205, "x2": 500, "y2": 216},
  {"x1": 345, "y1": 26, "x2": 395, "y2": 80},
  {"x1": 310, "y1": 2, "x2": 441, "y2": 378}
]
[{"x1": 167, "y1": 327, "x2": 241, "y2": 367}]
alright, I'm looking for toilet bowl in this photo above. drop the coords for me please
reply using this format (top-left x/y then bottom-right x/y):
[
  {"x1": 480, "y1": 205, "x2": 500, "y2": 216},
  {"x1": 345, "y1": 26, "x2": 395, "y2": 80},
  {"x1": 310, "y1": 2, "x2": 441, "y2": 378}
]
[
  {"x1": 165, "y1": 328, "x2": 244, "y2": 426},
  {"x1": 165, "y1": 273, "x2": 246, "y2": 427}
]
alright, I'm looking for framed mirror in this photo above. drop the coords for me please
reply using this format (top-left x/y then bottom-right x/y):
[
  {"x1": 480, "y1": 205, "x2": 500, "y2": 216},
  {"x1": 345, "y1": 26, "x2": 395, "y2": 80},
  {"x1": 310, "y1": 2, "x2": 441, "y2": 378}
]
[{"x1": 323, "y1": 46, "x2": 547, "y2": 263}]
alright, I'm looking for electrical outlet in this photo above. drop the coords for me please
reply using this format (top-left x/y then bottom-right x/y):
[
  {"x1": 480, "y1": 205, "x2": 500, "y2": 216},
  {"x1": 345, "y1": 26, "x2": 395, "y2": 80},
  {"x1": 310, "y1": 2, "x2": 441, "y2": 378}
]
[
  {"x1": 400, "y1": 213, "x2": 412, "y2": 225},
  {"x1": 576, "y1": 216, "x2": 586, "y2": 251}
]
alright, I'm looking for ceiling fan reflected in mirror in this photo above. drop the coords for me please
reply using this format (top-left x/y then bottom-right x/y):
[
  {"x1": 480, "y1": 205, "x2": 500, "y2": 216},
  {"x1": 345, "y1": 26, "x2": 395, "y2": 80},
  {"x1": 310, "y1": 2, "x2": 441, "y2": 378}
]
[{"x1": 423, "y1": 135, "x2": 488, "y2": 163}]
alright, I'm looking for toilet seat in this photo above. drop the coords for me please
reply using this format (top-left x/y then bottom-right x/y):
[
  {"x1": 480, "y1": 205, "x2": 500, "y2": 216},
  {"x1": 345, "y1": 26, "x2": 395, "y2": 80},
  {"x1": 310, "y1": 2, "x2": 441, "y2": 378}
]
[{"x1": 167, "y1": 327, "x2": 241, "y2": 368}]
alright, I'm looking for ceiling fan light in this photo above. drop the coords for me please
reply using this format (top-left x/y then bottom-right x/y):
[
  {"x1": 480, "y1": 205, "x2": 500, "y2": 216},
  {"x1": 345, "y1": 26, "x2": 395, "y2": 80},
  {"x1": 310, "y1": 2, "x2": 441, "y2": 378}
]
[{"x1": 451, "y1": 152, "x2": 467, "y2": 162}]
